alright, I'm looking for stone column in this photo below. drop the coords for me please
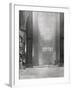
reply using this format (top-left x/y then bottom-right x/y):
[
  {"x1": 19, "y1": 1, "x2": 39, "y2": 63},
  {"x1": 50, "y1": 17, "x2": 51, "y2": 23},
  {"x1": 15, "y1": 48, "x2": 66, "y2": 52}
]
[
  {"x1": 32, "y1": 12, "x2": 39, "y2": 66},
  {"x1": 55, "y1": 13, "x2": 60, "y2": 65}
]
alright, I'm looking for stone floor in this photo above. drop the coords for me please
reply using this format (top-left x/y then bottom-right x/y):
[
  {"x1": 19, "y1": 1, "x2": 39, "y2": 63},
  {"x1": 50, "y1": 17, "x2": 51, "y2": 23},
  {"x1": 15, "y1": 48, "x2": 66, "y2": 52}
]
[{"x1": 19, "y1": 65, "x2": 64, "y2": 79}]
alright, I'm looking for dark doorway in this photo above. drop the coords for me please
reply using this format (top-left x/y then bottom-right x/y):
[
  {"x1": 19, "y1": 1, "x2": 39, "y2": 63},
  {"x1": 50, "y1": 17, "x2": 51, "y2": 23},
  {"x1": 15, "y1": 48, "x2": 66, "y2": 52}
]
[{"x1": 60, "y1": 13, "x2": 64, "y2": 66}]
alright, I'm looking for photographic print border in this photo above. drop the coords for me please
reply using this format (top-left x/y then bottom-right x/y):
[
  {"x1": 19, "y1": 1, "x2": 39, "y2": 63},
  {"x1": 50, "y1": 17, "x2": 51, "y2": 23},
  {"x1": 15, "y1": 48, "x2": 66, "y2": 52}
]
[{"x1": 9, "y1": 3, "x2": 70, "y2": 87}]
